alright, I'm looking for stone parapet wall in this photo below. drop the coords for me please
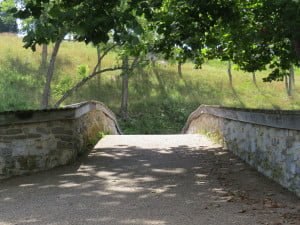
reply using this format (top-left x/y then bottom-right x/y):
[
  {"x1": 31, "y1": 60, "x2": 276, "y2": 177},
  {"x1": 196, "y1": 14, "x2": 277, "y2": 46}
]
[
  {"x1": 0, "y1": 101, "x2": 121, "y2": 179},
  {"x1": 183, "y1": 105, "x2": 300, "y2": 197}
]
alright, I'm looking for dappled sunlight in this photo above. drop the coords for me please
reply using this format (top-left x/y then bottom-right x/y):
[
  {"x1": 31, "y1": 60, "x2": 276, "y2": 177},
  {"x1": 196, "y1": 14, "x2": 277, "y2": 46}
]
[
  {"x1": 2, "y1": 197, "x2": 13, "y2": 202},
  {"x1": 195, "y1": 181, "x2": 207, "y2": 186},
  {"x1": 120, "y1": 219, "x2": 167, "y2": 225},
  {"x1": 19, "y1": 183, "x2": 37, "y2": 188},
  {"x1": 38, "y1": 184, "x2": 57, "y2": 189},
  {"x1": 0, "y1": 135, "x2": 299, "y2": 224},
  {"x1": 155, "y1": 149, "x2": 173, "y2": 154},
  {"x1": 215, "y1": 151, "x2": 228, "y2": 156},
  {"x1": 59, "y1": 172, "x2": 93, "y2": 177},
  {"x1": 58, "y1": 182, "x2": 81, "y2": 188},
  {"x1": 97, "y1": 151, "x2": 134, "y2": 159},
  {"x1": 152, "y1": 168, "x2": 186, "y2": 174},
  {"x1": 195, "y1": 174, "x2": 208, "y2": 178}
]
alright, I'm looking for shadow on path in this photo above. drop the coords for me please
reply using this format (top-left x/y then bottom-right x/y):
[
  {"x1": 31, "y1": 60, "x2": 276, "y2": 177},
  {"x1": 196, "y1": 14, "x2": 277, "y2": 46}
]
[{"x1": 0, "y1": 135, "x2": 299, "y2": 225}]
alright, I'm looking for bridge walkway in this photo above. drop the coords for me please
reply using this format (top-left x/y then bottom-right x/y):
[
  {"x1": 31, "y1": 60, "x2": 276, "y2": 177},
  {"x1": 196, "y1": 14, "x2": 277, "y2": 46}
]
[{"x1": 0, "y1": 135, "x2": 299, "y2": 225}]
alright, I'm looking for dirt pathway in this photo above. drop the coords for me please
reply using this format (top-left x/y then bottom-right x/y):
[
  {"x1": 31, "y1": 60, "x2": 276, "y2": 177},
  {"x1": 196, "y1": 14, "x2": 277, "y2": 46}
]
[{"x1": 0, "y1": 135, "x2": 299, "y2": 225}]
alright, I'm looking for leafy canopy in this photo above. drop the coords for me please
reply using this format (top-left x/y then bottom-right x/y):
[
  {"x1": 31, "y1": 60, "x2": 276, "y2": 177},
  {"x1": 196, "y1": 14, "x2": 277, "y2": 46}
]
[{"x1": 12, "y1": 0, "x2": 300, "y2": 81}]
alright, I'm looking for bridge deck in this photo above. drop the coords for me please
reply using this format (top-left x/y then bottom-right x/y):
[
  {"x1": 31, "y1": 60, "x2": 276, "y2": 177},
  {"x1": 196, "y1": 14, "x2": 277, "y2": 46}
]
[{"x1": 0, "y1": 135, "x2": 299, "y2": 225}]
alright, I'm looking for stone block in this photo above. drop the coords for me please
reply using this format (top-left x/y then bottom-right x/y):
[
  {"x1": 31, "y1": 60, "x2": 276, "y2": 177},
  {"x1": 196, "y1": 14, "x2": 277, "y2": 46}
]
[
  {"x1": 5, "y1": 129, "x2": 23, "y2": 135},
  {"x1": 0, "y1": 135, "x2": 27, "y2": 141},
  {"x1": 0, "y1": 148, "x2": 12, "y2": 157},
  {"x1": 286, "y1": 136, "x2": 295, "y2": 148},
  {"x1": 54, "y1": 135, "x2": 74, "y2": 142},
  {"x1": 57, "y1": 141, "x2": 74, "y2": 149},
  {"x1": 0, "y1": 101, "x2": 120, "y2": 179},
  {"x1": 52, "y1": 127, "x2": 73, "y2": 135},
  {"x1": 36, "y1": 127, "x2": 50, "y2": 135},
  {"x1": 27, "y1": 133, "x2": 42, "y2": 139}
]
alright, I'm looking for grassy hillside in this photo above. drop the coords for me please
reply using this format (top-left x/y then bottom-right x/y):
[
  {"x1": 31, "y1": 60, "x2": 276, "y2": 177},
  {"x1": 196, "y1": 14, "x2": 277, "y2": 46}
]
[{"x1": 1, "y1": 33, "x2": 300, "y2": 134}]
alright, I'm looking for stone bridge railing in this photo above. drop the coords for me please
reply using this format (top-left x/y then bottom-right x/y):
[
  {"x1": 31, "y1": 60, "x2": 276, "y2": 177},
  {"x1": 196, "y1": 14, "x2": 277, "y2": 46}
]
[
  {"x1": 183, "y1": 105, "x2": 300, "y2": 197},
  {"x1": 0, "y1": 101, "x2": 121, "y2": 179}
]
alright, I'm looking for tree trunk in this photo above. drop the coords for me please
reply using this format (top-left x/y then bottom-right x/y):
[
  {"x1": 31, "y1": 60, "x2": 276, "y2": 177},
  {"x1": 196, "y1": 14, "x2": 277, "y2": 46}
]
[
  {"x1": 285, "y1": 75, "x2": 289, "y2": 95},
  {"x1": 120, "y1": 56, "x2": 129, "y2": 120},
  {"x1": 41, "y1": 44, "x2": 48, "y2": 70},
  {"x1": 228, "y1": 61, "x2": 233, "y2": 86},
  {"x1": 41, "y1": 39, "x2": 62, "y2": 109},
  {"x1": 96, "y1": 46, "x2": 101, "y2": 72},
  {"x1": 151, "y1": 58, "x2": 156, "y2": 67},
  {"x1": 178, "y1": 61, "x2": 182, "y2": 78},
  {"x1": 288, "y1": 66, "x2": 294, "y2": 96},
  {"x1": 252, "y1": 72, "x2": 256, "y2": 85},
  {"x1": 290, "y1": 65, "x2": 295, "y2": 88},
  {"x1": 96, "y1": 46, "x2": 102, "y2": 95}
]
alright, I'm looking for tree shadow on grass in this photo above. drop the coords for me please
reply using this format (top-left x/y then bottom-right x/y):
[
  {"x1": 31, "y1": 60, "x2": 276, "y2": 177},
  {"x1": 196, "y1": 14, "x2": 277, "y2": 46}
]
[
  {"x1": 230, "y1": 85, "x2": 246, "y2": 108},
  {"x1": 5, "y1": 56, "x2": 39, "y2": 76},
  {"x1": 254, "y1": 84, "x2": 282, "y2": 110},
  {"x1": 64, "y1": 67, "x2": 241, "y2": 133}
]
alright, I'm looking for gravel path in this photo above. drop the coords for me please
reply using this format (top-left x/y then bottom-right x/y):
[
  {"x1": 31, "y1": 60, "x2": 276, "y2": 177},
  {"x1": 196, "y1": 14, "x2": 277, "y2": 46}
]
[{"x1": 0, "y1": 135, "x2": 299, "y2": 225}]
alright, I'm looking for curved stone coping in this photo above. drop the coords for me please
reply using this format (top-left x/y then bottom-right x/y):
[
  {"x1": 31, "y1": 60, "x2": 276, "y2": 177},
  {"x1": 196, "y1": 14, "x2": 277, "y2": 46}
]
[
  {"x1": 183, "y1": 105, "x2": 300, "y2": 133},
  {"x1": 0, "y1": 101, "x2": 122, "y2": 134}
]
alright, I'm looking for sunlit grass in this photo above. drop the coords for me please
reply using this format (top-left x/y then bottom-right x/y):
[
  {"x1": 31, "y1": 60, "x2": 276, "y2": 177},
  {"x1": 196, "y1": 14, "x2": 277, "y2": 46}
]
[{"x1": 1, "y1": 33, "x2": 300, "y2": 133}]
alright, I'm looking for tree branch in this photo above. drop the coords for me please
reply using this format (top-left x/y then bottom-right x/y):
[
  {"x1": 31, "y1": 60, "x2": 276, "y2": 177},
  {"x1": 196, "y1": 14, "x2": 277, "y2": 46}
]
[
  {"x1": 54, "y1": 67, "x2": 123, "y2": 108},
  {"x1": 91, "y1": 43, "x2": 118, "y2": 75},
  {"x1": 129, "y1": 56, "x2": 140, "y2": 71},
  {"x1": 99, "y1": 43, "x2": 118, "y2": 61}
]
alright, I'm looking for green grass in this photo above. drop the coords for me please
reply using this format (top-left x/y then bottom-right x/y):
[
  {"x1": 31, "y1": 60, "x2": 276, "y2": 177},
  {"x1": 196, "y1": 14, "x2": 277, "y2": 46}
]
[{"x1": 1, "y1": 33, "x2": 300, "y2": 133}]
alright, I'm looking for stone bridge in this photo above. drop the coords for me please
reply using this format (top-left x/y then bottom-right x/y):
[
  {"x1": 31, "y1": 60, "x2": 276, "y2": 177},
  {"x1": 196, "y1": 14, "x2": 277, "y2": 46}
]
[
  {"x1": 0, "y1": 101, "x2": 299, "y2": 225},
  {"x1": 0, "y1": 101, "x2": 122, "y2": 179}
]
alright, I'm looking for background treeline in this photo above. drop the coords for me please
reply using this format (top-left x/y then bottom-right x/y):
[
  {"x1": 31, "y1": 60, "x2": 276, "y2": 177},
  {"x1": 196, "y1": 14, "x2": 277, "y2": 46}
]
[
  {"x1": 1, "y1": 0, "x2": 300, "y2": 134},
  {"x1": 1, "y1": 34, "x2": 300, "y2": 134}
]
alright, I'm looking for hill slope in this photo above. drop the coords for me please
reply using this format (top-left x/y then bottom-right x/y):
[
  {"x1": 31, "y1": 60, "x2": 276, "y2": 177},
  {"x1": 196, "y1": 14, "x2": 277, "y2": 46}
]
[{"x1": 1, "y1": 33, "x2": 300, "y2": 134}]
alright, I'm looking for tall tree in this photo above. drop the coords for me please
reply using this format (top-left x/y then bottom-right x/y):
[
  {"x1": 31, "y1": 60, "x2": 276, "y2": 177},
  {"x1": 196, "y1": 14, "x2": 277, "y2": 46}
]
[
  {"x1": 252, "y1": 72, "x2": 257, "y2": 85},
  {"x1": 120, "y1": 55, "x2": 129, "y2": 120},
  {"x1": 41, "y1": 38, "x2": 63, "y2": 108},
  {"x1": 145, "y1": 0, "x2": 300, "y2": 84},
  {"x1": 227, "y1": 61, "x2": 233, "y2": 86},
  {"x1": 0, "y1": 0, "x2": 18, "y2": 33},
  {"x1": 12, "y1": 0, "x2": 300, "y2": 100},
  {"x1": 12, "y1": 0, "x2": 135, "y2": 108},
  {"x1": 40, "y1": 44, "x2": 48, "y2": 70}
]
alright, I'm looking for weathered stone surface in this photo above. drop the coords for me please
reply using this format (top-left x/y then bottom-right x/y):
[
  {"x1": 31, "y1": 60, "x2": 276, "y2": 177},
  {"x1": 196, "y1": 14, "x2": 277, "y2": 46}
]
[
  {"x1": 0, "y1": 135, "x2": 27, "y2": 141},
  {"x1": 184, "y1": 106, "x2": 300, "y2": 197},
  {"x1": 51, "y1": 127, "x2": 74, "y2": 135},
  {"x1": 35, "y1": 127, "x2": 50, "y2": 134},
  {"x1": 54, "y1": 135, "x2": 74, "y2": 142},
  {"x1": 26, "y1": 133, "x2": 42, "y2": 139},
  {"x1": 5, "y1": 129, "x2": 23, "y2": 135},
  {"x1": 57, "y1": 141, "x2": 73, "y2": 149},
  {"x1": 0, "y1": 101, "x2": 121, "y2": 179}
]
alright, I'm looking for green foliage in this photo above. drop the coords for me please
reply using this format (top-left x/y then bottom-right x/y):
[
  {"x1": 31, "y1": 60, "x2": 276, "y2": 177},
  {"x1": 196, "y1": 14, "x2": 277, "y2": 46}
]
[
  {"x1": 53, "y1": 76, "x2": 73, "y2": 99},
  {"x1": 143, "y1": 0, "x2": 300, "y2": 81},
  {"x1": 0, "y1": 17, "x2": 17, "y2": 33},
  {"x1": 97, "y1": 131, "x2": 109, "y2": 140},
  {"x1": 200, "y1": 130, "x2": 223, "y2": 144},
  {"x1": 0, "y1": 0, "x2": 18, "y2": 33},
  {"x1": 3, "y1": 35, "x2": 300, "y2": 134},
  {"x1": 77, "y1": 64, "x2": 89, "y2": 80},
  {"x1": 9, "y1": 0, "x2": 300, "y2": 82},
  {"x1": 120, "y1": 99, "x2": 195, "y2": 134},
  {"x1": 12, "y1": 0, "x2": 147, "y2": 49},
  {"x1": 0, "y1": 67, "x2": 39, "y2": 111},
  {"x1": 90, "y1": 131, "x2": 110, "y2": 146}
]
